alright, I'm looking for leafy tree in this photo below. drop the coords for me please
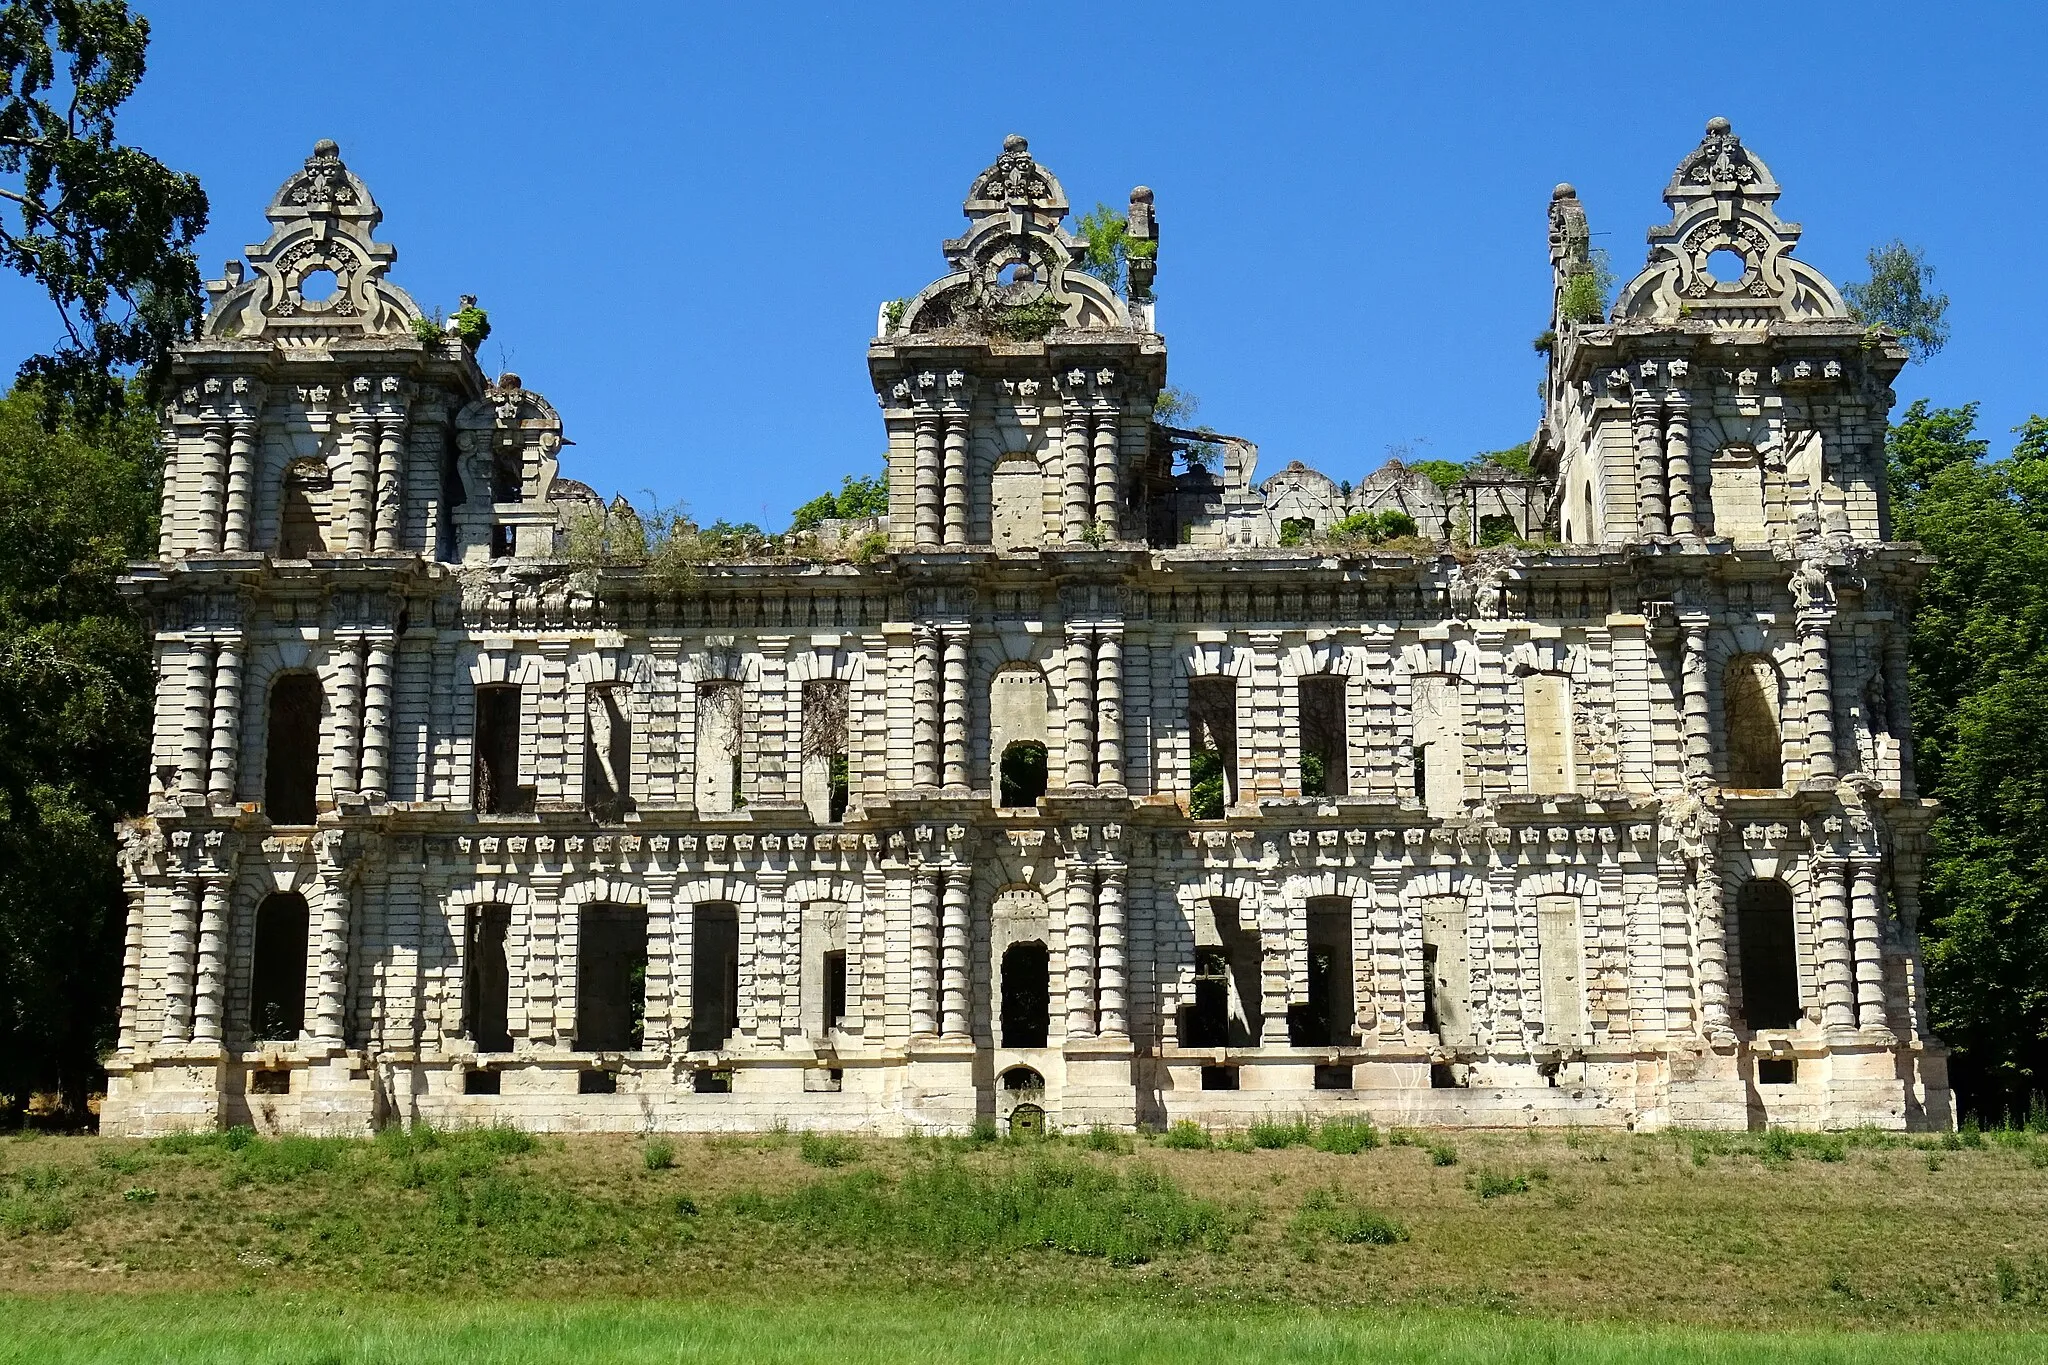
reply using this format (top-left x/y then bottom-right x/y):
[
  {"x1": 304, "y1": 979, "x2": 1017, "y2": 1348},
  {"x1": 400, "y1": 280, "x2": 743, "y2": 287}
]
[
  {"x1": 0, "y1": 0, "x2": 208, "y2": 419},
  {"x1": 1845, "y1": 240, "x2": 1949, "y2": 364},
  {"x1": 0, "y1": 381, "x2": 156, "y2": 1119},
  {"x1": 1075, "y1": 203, "x2": 1153, "y2": 301},
  {"x1": 1890, "y1": 400, "x2": 2048, "y2": 1123},
  {"x1": 1477, "y1": 442, "x2": 1533, "y2": 476},
  {"x1": 789, "y1": 468, "x2": 887, "y2": 533}
]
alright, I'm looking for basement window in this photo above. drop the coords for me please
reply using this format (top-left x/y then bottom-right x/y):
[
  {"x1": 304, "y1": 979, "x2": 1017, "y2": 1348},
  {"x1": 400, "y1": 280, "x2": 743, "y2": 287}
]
[
  {"x1": 1199, "y1": 1065, "x2": 1240, "y2": 1091},
  {"x1": 1758, "y1": 1057, "x2": 1798, "y2": 1086},
  {"x1": 578, "y1": 1068, "x2": 616, "y2": 1094},
  {"x1": 250, "y1": 1069, "x2": 291, "y2": 1096},
  {"x1": 463, "y1": 1068, "x2": 500, "y2": 1095},
  {"x1": 693, "y1": 1069, "x2": 732, "y2": 1095}
]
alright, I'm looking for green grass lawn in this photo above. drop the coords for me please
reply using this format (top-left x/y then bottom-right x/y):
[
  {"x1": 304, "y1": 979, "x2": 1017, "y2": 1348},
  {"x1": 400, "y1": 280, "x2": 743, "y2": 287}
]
[{"x1": 5, "y1": 1120, "x2": 2048, "y2": 1360}]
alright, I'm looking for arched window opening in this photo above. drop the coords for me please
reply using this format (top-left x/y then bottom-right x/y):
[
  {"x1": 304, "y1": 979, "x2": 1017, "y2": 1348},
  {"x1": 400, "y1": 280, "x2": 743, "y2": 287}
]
[
  {"x1": 1000, "y1": 941, "x2": 1050, "y2": 1047},
  {"x1": 1001, "y1": 1065, "x2": 1045, "y2": 1092},
  {"x1": 264, "y1": 673, "x2": 323, "y2": 824},
  {"x1": 250, "y1": 892, "x2": 309, "y2": 1042},
  {"x1": 1298, "y1": 676, "x2": 1347, "y2": 797},
  {"x1": 276, "y1": 459, "x2": 331, "y2": 558},
  {"x1": 1724, "y1": 655, "x2": 1784, "y2": 788},
  {"x1": 689, "y1": 902, "x2": 740, "y2": 1052},
  {"x1": 575, "y1": 903, "x2": 647, "y2": 1052},
  {"x1": 999, "y1": 741, "x2": 1048, "y2": 807},
  {"x1": 466, "y1": 903, "x2": 511, "y2": 1052},
  {"x1": 1737, "y1": 879, "x2": 1801, "y2": 1031}
]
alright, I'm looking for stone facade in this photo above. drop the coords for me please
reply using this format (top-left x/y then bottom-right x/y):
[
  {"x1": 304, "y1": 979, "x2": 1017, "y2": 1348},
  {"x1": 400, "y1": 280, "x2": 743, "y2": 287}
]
[{"x1": 103, "y1": 123, "x2": 1951, "y2": 1136}]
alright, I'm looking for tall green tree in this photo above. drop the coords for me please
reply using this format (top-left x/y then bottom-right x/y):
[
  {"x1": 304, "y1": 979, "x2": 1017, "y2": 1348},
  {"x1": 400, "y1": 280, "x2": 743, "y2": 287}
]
[
  {"x1": 0, "y1": 383, "x2": 156, "y2": 1118},
  {"x1": 1890, "y1": 400, "x2": 2048, "y2": 1122},
  {"x1": 0, "y1": 0, "x2": 207, "y2": 419},
  {"x1": 1845, "y1": 241, "x2": 1950, "y2": 365}
]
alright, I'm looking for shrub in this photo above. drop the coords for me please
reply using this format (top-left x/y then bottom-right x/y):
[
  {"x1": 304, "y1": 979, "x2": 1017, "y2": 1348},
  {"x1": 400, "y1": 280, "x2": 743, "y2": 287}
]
[
  {"x1": 1247, "y1": 1116, "x2": 1313, "y2": 1150},
  {"x1": 1311, "y1": 1118, "x2": 1380, "y2": 1154},
  {"x1": 798, "y1": 1132, "x2": 862, "y2": 1169},
  {"x1": 1081, "y1": 1125, "x2": 1130, "y2": 1154},
  {"x1": 1290, "y1": 1188, "x2": 1408, "y2": 1245},
  {"x1": 643, "y1": 1138, "x2": 676, "y2": 1171},
  {"x1": 1160, "y1": 1120, "x2": 1213, "y2": 1151},
  {"x1": 1427, "y1": 1143, "x2": 1459, "y2": 1167},
  {"x1": 1327, "y1": 509, "x2": 1418, "y2": 547}
]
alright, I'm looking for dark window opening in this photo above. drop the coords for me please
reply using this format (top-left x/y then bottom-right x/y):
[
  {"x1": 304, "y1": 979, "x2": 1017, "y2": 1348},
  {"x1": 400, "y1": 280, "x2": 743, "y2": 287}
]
[
  {"x1": 1002, "y1": 1066, "x2": 1045, "y2": 1092},
  {"x1": 1421, "y1": 944, "x2": 1440, "y2": 1035},
  {"x1": 277, "y1": 460, "x2": 329, "y2": 558},
  {"x1": 466, "y1": 903, "x2": 512, "y2": 1052},
  {"x1": 250, "y1": 892, "x2": 309, "y2": 1042},
  {"x1": 1736, "y1": 879, "x2": 1801, "y2": 1030},
  {"x1": 1182, "y1": 902, "x2": 1262, "y2": 1048},
  {"x1": 1298, "y1": 677, "x2": 1347, "y2": 797},
  {"x1": 575, "y1": 904, "x2": 647, "y2": 1052},
  {"x1": 578, "y1": 1068, "x2": 616, "y2": 1094},
  {"x1": 1314, "y1": 1064, "x2": 1352, "y2": 1091},
  {"x1": 1290, "y1": 899, "x2": 1353, "y2": 1046},
  {"x1": 1200, "y1": 1065, "x2": 1240, "y2": 1091},
  {"x1": 1279, "y1": 516, "x2": 1316, "y2": 547},
  {"x1": 250, "y1": 1068, "x2": 291, "y2": 1095},
  {"x1": 464, "y1": 1068, "x2": 500, "y2": 1095},
  {"x1": 1001, "y1": 941, "x2": 1050, "y2": 1048},
  {"x1": 492, "y1": 446, "x2": 521, "y2": 504},
  {"x1": 1430, "y1": 1063, "x2": 1463, "y2": 1089},
  {"x1": 693, "y1": 1068, "x2": 732, "y2": 1094},
  {"x1": 1413, "y1": 745, "x2": 1429, "y2": 802},
  {"x1": 265, "y1": 673, "x2": 323, "y2": 824},
  {"x1": 1724, "y1": 656, "x2": 1784, "y2": 788},
  {"x1": 490, "y1": 523, "x2": 515, "y2": 559},
  {"x1": 690, "y1": 903, "x2": 741, "y2": 1052},
  {"x1": 474, "y1": 684, "x2": 531, "y2": 814},
  {"x1": 1000, "y1": 741, "x2": 1049, "y2": 808},
  {"x1": 1757, "y1": 1057, "x2": 1797, "y2": 1086},
  {"x1": 584, "y1": 684, "x2": 634, "y2": 822},
  {"x1": 828, "y1": 755, "x2": 849, "y2": 823},
  {"x1": 824, "y1": 949, "x2": 847, "y2": 1031},
  {"x1": 1182, "y1": 948, "x2": 1230, "y2": 1048},
  {"x1": 436, "y1": 433, "x2": 464, "y2": 562},
  {"x1": 1188, "y1": 678, "x2": 1237, "y2": 819}
]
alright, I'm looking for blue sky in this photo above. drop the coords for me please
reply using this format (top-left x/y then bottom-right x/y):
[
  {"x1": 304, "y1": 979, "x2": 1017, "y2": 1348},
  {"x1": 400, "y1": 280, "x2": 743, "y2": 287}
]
[{"x1": 3, "y1": 3, "x2": 2042, "y2": 525}]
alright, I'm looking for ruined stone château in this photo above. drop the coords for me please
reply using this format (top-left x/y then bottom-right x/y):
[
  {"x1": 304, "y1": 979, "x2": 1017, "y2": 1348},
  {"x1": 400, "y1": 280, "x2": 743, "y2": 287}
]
[{"x1": 104, "y1": 122, "x2": 1950, "y2": 1136}]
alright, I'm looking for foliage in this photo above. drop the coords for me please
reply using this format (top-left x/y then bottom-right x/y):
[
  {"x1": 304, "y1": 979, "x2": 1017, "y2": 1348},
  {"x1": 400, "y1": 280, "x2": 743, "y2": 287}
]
[
  {"x1": 1479, "y1": 442, "x2": 1533, "y2": 476},
  {"x1": 989, "y1": 292, "x2": 1064, "y2": 340},
  {"x1": 1327, "y1": 509, "x2": 1417, "y2": 546},
  {"x1": 0, "y1": 1, "x2": 208, "y2": 420},
  {"x1": 1188, "y1": 747, "x2": 1225, "y2": 820},
  {"x1": 1278, "y1": 516, "x2": 1315, "y2": 548},
  {"x1": 642, "y1": 1138, "x2": 675, "y2": 1172},
  {"x1": 881, "y1": 298, "x2": 905, "y2": 332},
  {"x1": 408, "y1": 312, "x2": 444, "y2": 346},
  {"x1": 0, "y1": 382, "x2": 155, "y2": 1120},
  {"x1": 1159, "y1": 1119, "x2": 1212, "y2": 1150},
  {"x1": 1889, "y1": 401, "x2": 2048, "y2": 1123},
  {"x1": 1290, "y1": 1187, "x2": 1407, "y2": 1245},
  {"x1": 1310, "y1": 1118, "x2": 1380, "y2": 1154},
  {"x1": 1556, "y1": 247, "x2": 1615, "y2": 327},
  {"x1": 451, "y1": 300, "x2": 490, "y2": 347},
  {"x1": 1152, "y1": 385, "x2": 1198, "y2": 427},
  {"x1": 1846, "y1": 240, "x2": 1949, "y2": 363},
  {"x1": 797, "y1": 1132, "x2": 860, "y2": 1169},
  {"x1": 1075, "y1": 203, "x2": 1132, "y2": 299},
  {"x1": 1410, "y1": 459, "x2": 1467, "y2": 490},
  {"x1": 790, "y1": 468, "x2": 887, "y2": 533},
  {"x1": 1246, "y1": 1116, "x2": 1313, "y2": 1149}
]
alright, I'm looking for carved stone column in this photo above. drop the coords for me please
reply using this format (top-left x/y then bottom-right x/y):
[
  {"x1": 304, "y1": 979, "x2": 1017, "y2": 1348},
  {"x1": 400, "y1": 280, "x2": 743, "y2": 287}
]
[
  {"x1": 1695, "y1": 849, "x2": 1733, "y2": 1042},
  {"x1": 1064, "y1": 632, "x2": 1095, "y2": 789},
  {"x1": 344, "y1": 381, "x2": 375, "y2": 553},
  {"x1": 374, "y1": 406, "x2": 408, "y2": 554},
  {"x1": 1850, "y1": 859, "x2": 1888, "y2": 1034},
  {"x1": 941, "y1": 631, "x2": 969, "y2": 789},
  {"x1": 1801, "y1": 615, "x2": 1837, "y2": 783},
  {"x1": 941, "y1": 397, "x2": 969, "y2": 547},
  {"x1": 911, "y1": 628, "x2": 940, "y2": 789},
  {"x1": 207, "y1": 636, "x2": 243, "y2": 806},
  {"x1": 194, "y1": 420, "x2": 227, "y2": 553},
  {"x1": 909, "y1": 869, "x2": 939, "y2": 1037},
  {"x1": 359, "y1": 639, "x2": 395, "y2": 803},
  {"x1": 1885, "y1": 630, "x2": 1915, "y2": 796},
  {"x1": 1664, "y1": 376, "x2": 1696, "y2": 537},
  {"x1": 1095, "y1": 631, "x2": 1123, "y2": 788},
  {"x1": 1059, "y1": 378, "x2": 1090, "y2": 541},
  {"x1": 1814, "y1": 855, "x2": 1855, "y2": 1032},
  {"x1": 912, "y1": 405, "x2": 941, "y2": 547},
  {"x1": 160, "y1": 879, "x2": 199, "y2": 1044},
  {"x1": 1064, "y1": 867, "x2": 1096, "y2": 1039},
  {"x1": 330, "y1": 638, "x2": 365, "y2": 800},
  {"x1": 192, "y1": 877, "x2": 229, "y2": 1045},
  {"x1": 222, "y1": 408, "x2": 258, "y2": 553},
  {"x1": 312, "y1": 855, "x2": 351, "y2": 1047},
  {"x1": 1096, "y1": 866, "x2": 1126, "y2": 1037},
  {"x1": 940, "y1": 870, "x2": 971, "y2": 1039},
  {"x1": 116, "y1": 879, "x2": 145, "y2": 1052},
  {"x1": 1090, "y1": 406, "x2": 1120, "y2": 536},
  {"x1": 179, "y1": 642, "x2": 215, "y2": 803},
  {"x1": 1679, "y1": 619, "x2": 1712, "y2": 781},
  {"x1": 1631, "y1": 386, "x2": 1668, "y2": 537}
]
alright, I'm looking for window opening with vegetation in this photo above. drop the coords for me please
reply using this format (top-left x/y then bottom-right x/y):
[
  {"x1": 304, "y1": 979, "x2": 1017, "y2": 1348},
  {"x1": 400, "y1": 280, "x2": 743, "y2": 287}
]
[
  {"x1": 473, "y1": 684, "x2": 530, "y2": 814},
  {"x1": 1000, "y1": 740, "x2": 1048, "y2": 807},
  {"x1": 1187, "y1": 677, "x2": 1237, "y2": 819},
  {"x1": 466, "y1": 902, "x2": 511, "y2": 1052},
  {"x1": 1298, "y1": 676, "x2": 1347, "y2": 797},
  {"x1": 249, "y1": 892, "x2": 309, "y2": 1042}
]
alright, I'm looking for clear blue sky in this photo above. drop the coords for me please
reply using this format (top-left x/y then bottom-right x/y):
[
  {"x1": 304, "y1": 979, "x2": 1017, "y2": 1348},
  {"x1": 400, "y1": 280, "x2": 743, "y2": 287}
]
[{"x1": 3, "y1": 3, "x2": 2042, "y2": 526}]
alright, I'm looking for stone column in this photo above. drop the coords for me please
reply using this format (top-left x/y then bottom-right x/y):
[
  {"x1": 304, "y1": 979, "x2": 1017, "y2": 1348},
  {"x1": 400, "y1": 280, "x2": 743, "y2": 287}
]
[
  {"x1": 911, "y1": 628, "x2": 940, "y2": 789},
  {"x1": 312, "y1": 867, "x2": 350, "y2": 1046},
  {"x1": 374, "y1": 413, "x2": 407, "y2": 554},
  {"x1": 207, "y1": 637, "x2": 243, "y2": 806},
  {"x1": 1814, "y1": 856, "x2": 1855, "y2": 1032},
  {"x1": 1891, "y1": 837, "x2": 1931, "y2": 1039},
  {"x1": 158, "y1": 439, "x2": 180, "y2": 561},
  {"x1": 941, "y1": 408, "x2": 969, "y2": 547},
  {"x1": 940, "y1": 870, "x2": 971, "y2": 1039},
  {"x1": 1090, "y1": 408, "x2": 1120, "y2": 536},
  {"x1": 1695, "y1": 853, "x2": 1733, "y2": 1041},
  {"x1": 941, "y1": 631, "x2": 969, "y2": 789},
  {"x1": 222, "y1": 418, "x2": 257, "y2": 552},
  {"x1": 359, "y1": 639, "x2": 395, "y2": 803},
  {"x1": 160, "y1": 879, "x2": 199, "y2": 1044},
  {"x1": 909, "y1": 870, "x2": 939, "y2": 1038},
  {"x1": 1664, "y1": 387, "x2": 1696, "y2": 537},
  {"x1": 912, "y1": 407, "x2": 941, "y2": 547},
  {"x1": 1060, "y1": 401, "x2": 1090, "y2": 541},
  {"x1": 1064, "y1": 632, "x2": 1096, "y2": 789},
  {"x1": 1064, "y1": 868, "x2": 1096, "y2": 1039},
  {"x1": 179, "y1": 642, "x2": 215, "y2": 804},
  {"x1": 330, "y1": 638, "x2": 365, "y2": 800},
  {"x1": 1679, "y1": 620, "x2": 1712, "y2": 781},
  {"x1": 1851, "y1": 859, "x2": 1888, "y2": 1033},
  {"x1": 116, "y1": 881, "x2": 145, "y2": 1052},
  {"x1": 1097, "y1": 867, "x2": 1126, "y2": 1037},
  {"x1": 1885, "y1": 630, "x2": 1916, "y2": 795},
  {"x1": 344, "y1": 398, "x2": 375, "y2": 554},
  {"x1": 1631, "y1": 389, "x2": 1668, "y2": 537},
  {"x1": 194, "y1": 421, "x2": 227, "y2": 553},
  {"x1": 1801, "y1": 615, "x2": 1837, "y2": 783},
  {"x1": 192, "y1": 877, "x2": 229, "y2": 1045},
  {"x1": 1095, "y1": 632, "x2": 1123, "y2": 788}
]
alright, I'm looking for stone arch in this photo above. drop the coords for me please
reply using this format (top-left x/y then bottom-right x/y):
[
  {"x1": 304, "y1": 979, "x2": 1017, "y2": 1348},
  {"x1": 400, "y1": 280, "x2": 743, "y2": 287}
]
[
  {"x1": 1279, "y1": 640, "x2": 1367, "y2": 679},
  {"x1": 1394, "y1": 638, "x2": 1485, "y2": 681},
  {"x1": 1180, "y1": 644, "x2": 1254, "y2": 678},
  {"x1": 467, "y1": 651, "x2": 543, "y2": 688}
]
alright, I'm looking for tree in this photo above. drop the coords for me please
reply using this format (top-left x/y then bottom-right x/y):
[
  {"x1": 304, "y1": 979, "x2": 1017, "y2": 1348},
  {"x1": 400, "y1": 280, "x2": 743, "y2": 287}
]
[
  {"x1": 1845, "y1": 240, "x2": 1949, "y2": 364},
  {"x1": 0, "y1": 382, "x2": 156, "y2": 1119},
  {"x1": 1889, "y1": 401, "x2": 2048, "y2": 1123},
  {"x1": 0, "y1": 0, "x2": 208, "y2": 420},
  {"x1": 789, "y1": 468, "x2": 887, "y2": 533}
]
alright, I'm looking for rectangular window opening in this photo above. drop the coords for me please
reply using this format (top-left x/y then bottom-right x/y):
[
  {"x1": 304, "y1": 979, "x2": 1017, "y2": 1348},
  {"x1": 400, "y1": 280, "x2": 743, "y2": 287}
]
[
  {"x1": 689, "y1": 903, "x2": 741, "y2": 1051},
  {"x1": 1187, "y1": 677, "x2": 1237, "y2": 819},
  {"x1": 466, "y1": 903, "x2": 512, "y2": 1052},
  {"x1": 575, "y1": 904, "x2": 648, "y2": 1053},
  {"x1": 250, "y1": 1068, "x2": 291, "y2": 1096},
  {"x1": 1430, "y1": 1062, "x2": 1463, "y2": 1089},
  {"x1": 693, "y1": 1068, "x2": 733, "y2": 1095},
  {"x1": 1199, "y1": 1065, "x2": 1240, "y2": 1091},
  {"x1": 474, "y1": 684, "x2": 531, "y2": 814},
  {"x1": 1757, "y1": 1057, "x2": 1797, "y2": 1086},
  {"x1": 824, "y1": 949, "x2": 848, "y2": 1031},
  {"x1": 578, "y1": 1068, "x2": 616, "y2": 1094},
  {"x1": 584, "y1": 684, "x2": 634, "y2": 822},
  {"x1": 1313, "y1": 1064, "x2": 1352, "y2": 1091},
  {"x1": 463, "y1": 1068, "x2": 500, "y2": 1095},
  {"x1": 1298, "y1": 677, "x2": 1347, "y2": 798},
  {"x1": 803, "y1": 678, "x2": 851, "y2": 824}
]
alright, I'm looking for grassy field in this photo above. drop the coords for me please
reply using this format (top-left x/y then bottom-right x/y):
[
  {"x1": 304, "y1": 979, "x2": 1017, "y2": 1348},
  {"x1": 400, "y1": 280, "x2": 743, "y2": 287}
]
[{"x1": 5, "y1": 1118, "x2": 2048, "y2": 1361}]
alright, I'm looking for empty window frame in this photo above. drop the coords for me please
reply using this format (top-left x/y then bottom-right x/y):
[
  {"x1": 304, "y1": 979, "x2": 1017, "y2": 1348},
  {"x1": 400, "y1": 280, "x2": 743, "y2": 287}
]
[
  {"x1": 1736, "y1": 878, "x2": 1802, "y2": 1030},
  {"x1": 1000, "y1": 940, "x2": 1050, "y2": 1048},
  {"x1": 695, "y1": 682, "x2": 743, "y2": 814},
  {"x1": 1179, "y1": 898, "x2": 1260, "y2": 1047},
  {"x1": 1724, "y1": 655, "x2": 1785, "y2": 788},
  {"x1": 1187, "y1": 677, "x2": 1238, "y2": 819},
  {"x1": 1291, "y1": 897, "x2": 1353, "y2": 1046},
  {"x1": 264, "y1": 673, "x2": 323, "y2": 824},
  {"x1": 801, "y1": 678, "x2": 849, "y2": 824},
  {"x1": 466, "y1": 902, "x2": 512, "y2": 1052},
  {"x1": 1298, "y1": 676, "x2": 1347, "y2": 798},
  {"x1": 249, "y1": 892, "x2": 309, "y2": 1042},
  {"x1": 575, "y1": 904, "x2": 647, "y2": 1052},
  {"x1": 276, "y1": 459, "x2": 331, "y2": 558},
  {"x1": 584, "y1": 684, "x2": 633, "y2": 821},
  {"x1": 999, "y1": 741, "x2": 1048, "y2": 807},
  {"x1": 689, "y1": 902, "x2": 740, "y2": 1051},
  {"x1": 473, "y1": 684, "x2": 530, "y2": 814}
]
